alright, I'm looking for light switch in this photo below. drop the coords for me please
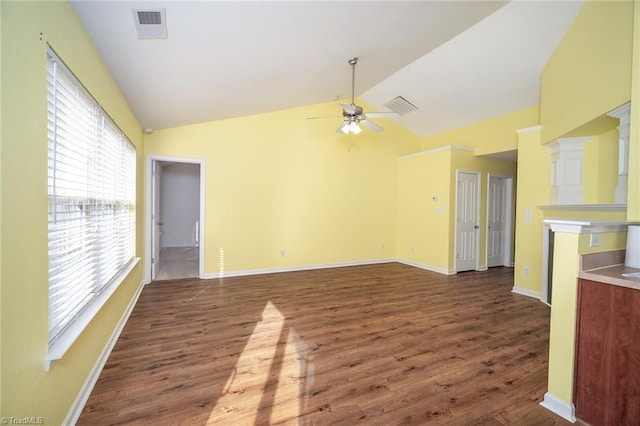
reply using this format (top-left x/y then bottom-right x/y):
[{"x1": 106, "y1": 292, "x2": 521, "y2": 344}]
[{"x1": 524, "y1": 207, "x2": 531, "y2": 225}]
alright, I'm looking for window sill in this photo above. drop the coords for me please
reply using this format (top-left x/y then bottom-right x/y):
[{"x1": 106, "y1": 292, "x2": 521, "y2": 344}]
[{"x1": 45, "y1": 257, "x2": 140, "y2": 371}]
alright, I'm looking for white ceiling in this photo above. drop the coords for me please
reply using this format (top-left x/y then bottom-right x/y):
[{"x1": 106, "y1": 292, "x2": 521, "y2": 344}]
[{"x1": 71, "y1": 1, "x2": 583, "y2": 138}]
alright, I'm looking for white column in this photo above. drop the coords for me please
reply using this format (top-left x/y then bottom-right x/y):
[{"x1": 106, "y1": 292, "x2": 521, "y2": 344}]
[
  {"x1": 548, "y1": 137, "x2": 590, "y2": 205},
  {"x1": 608, "y1": 102, "x2": 631, "y2": 204}
]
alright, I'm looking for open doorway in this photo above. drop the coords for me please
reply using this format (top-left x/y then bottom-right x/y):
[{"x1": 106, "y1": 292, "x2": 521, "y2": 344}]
[{"x1": 145, "y1": 156, "x2": 205, "y2": 283}]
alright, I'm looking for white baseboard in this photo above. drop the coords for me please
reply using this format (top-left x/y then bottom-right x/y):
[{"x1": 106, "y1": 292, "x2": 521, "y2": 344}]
[
  {"x1": 511, "y1": 286, "x2": 541, "y2": 300},
  {"x1": 396, "y1": 259, "x2": 456, "y2": 275},
  {"x1": 63, "y1": 280, "x2": 145, "y2": 426},
  {"x1": 477, "y1": 265, "x2": 488, "y2": 272},
  {"x1": 203, "y1": 258, "x2": 397, "y2": 279},
  {"x1": 540, "y1": 392, "x2": 576, "y2": 423}
]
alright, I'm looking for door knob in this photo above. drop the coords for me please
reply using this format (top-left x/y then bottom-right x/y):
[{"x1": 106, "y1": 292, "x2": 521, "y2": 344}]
[{"x1": 474, "y1": 225, "x2": 479, "y2": 229}]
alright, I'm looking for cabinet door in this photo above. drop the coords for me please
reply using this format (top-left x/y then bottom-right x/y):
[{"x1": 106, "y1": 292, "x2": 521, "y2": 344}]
[{"x1": 574, "y1": 279, "x2": 640, "y2": 425}]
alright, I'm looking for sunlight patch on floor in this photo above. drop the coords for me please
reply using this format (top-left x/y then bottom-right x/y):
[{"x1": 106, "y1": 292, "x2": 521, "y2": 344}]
[{"x1": 208, "y1": 301, "x2": 309, "y2": 424}]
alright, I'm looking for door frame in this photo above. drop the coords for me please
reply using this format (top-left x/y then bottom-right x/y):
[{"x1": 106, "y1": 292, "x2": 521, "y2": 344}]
[
  {"x1": 454, "y1": 170, "x2": 481, "y2": 273},
  {"x1": 485, "y1": 174, "x2": 514, "y2": 268},
  {"x1": 144, "y1": 155, "x2": 206, "y2": 283}
]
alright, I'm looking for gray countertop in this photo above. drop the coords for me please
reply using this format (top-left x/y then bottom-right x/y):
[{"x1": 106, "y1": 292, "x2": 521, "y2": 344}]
[{"x1": 578, "y1": 264, "x2": 640, "y2": 291}]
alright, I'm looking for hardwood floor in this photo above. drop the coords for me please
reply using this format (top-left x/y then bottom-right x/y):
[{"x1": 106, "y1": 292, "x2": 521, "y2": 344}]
[{"x1": 78, "y1": 263, "x2": 569, "y2": 425}]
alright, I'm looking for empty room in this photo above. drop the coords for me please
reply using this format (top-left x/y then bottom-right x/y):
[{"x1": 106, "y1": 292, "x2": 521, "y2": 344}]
[{"x1": 2, "y1": 1, "x2": 639, "y2": 425}]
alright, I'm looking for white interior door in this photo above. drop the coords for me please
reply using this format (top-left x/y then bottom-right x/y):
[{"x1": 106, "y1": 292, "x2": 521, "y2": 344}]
[
  {"x1": 151, "y1": 161, "x2": 162, "y2": 279},
  {"x1": 456, "y1": 171, "x2": 480, "y2": 272},
  {"x1": 487, "y1": 175, "x2": 507, "y2": 267}
]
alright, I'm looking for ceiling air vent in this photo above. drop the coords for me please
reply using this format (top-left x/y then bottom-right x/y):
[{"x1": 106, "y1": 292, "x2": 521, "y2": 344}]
[
  {"x1": 384, "y1": 96, "x2": 418, "y2": 116},
  {"x1": 133, "y1": 9, "x2": 167, "y2": 39}
]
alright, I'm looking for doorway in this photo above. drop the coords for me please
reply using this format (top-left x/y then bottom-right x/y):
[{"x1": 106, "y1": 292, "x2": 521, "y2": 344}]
[
  {"x1": 486, "y1": 174, "x2": 514, "y2": 268},
  {"x1": 145, "y1": 156, "x2": 205, "y2": 283},
  {"x1": 455, "y1": 170, "x2": 480, "y2": 272}
]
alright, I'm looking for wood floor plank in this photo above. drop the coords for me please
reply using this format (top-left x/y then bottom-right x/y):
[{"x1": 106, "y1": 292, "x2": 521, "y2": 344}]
[{"x1": 78, "y1": 264, "x2": 569, "y2": 425}]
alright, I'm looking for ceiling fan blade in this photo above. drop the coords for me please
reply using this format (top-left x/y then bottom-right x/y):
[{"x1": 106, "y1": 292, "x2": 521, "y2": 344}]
[
  {"x1": 364, "y1": 112, "x2": 400, "y2": 119},
  {"x1": 360, "y1": 119, "x2": 384, "y2": 133},
  {"x1": 341, "y1": 103, "x2": 356, "y2": 115},
  {"x1": 307, "y1": 115, "x2": 342, "y2": 120}
]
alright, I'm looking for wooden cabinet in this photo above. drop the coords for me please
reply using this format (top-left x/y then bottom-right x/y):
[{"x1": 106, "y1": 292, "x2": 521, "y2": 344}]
[{"x1": 574, "y1": 279, "x2": 640, "y2": 425}]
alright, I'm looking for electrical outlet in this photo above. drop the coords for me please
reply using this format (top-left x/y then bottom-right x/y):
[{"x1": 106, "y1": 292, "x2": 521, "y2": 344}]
[
  {"x1": 590, "y1": 233, "x2": 600, "y2": 247},
  {"x1": 280, "y1": 249, "x2": 285, "y2": 257},
  {"x1": 411, "y1": 246, "x2": 415, "y2": 253},
  {"x1": 381, "y1": 244, "x2": 385, "y2": 251},
  {"x1": 523, "y1": 266, "x2": 530, "y2": 276}
]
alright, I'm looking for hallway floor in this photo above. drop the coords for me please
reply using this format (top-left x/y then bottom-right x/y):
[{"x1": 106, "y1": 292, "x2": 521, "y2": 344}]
[{"x1": 155, "y1": 246, "x2": 199, "y2": 280}]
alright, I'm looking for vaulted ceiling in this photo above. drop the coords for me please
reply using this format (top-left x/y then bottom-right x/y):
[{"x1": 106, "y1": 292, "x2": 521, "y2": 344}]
[{"x1": 71, "y1": 1, "x2": 583, "y2": 138}]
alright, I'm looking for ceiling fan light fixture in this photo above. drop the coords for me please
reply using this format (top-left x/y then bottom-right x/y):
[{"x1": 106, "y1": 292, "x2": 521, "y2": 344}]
[
  {"x1": 316, "y1": 57, "x2": 389, "y2": 134},
  {"x1": 338, "y1": 120, "x2": 362, "y2": 135}
]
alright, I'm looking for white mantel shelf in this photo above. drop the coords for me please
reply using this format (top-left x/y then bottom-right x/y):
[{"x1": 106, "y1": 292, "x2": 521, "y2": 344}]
[
  {"x1": 544, "y1": 219, "x2": 640, "y2": 234},
  {"x1": 538, "y1": 203, "x2": 627, "y2": 212}
]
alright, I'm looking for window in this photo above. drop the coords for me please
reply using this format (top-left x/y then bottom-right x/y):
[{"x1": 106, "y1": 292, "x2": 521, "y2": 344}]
[{"x1": 47, "y1": 48, "x2": 136, "y2": 355}]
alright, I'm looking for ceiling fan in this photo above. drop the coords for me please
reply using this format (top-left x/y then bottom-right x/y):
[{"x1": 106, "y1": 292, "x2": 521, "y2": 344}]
[{"x1": 309, "y1": 57, "x2": 399, "y2": 134}]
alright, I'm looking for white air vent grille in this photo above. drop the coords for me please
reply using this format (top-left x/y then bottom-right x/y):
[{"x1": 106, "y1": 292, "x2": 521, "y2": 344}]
[
  {"x1": 138, "y1": 11, "x2": 162, "y2": 25},
  {"x1": 133, "y1": 9, "x2": 167, "y2": 39},
  {"x1": 384, "y1": 96, "x2": 418, "y2": 116}
]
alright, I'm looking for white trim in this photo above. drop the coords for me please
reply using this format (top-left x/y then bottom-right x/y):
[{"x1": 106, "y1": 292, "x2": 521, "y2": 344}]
[
  {"x1": 547, "y1": 137, "x2": 590, "y2": 205},
  {"x1": 145, "y1": 155, "x2": 206, "y2": 284},
  {"x1": 46, "y1": 258, "x2": 140, "y2": 370},
  {"x1": 511, "y1": 286, "x2": 541, "y2": 300},
  {"x1": 203, "y1": 258, "x2": 397, "y2": 279},
  {"x1": 543, "y1": 219, "x2": 640, "y2": 234},
  {"x1": 62, "y1": 280, "x2": 145, "y2": 426},
  {"x1": 516, "y1": 124, "x2": 542, "y2": 134},
  {"x1": 398, "y1": 144, "x2": 475, "y2": 160},
  {"x1": 538, "y1": 203, "x2": 627, "y2": 212},
  {"x1": 540, "y1": 392, "x2": 576, "y2": 423},
  {"x1": 608, "y1": 102, "x2": 631, "y2": 119},
  {"x1": 477, "y1": 266, "x2": 488, "y2": 271},
  {"x1": 397, "y1": 259, "x2": 456, "y2": 275}
]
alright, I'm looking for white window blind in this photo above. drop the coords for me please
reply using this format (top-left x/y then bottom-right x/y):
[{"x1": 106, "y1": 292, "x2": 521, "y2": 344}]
[{"x1": 47, "y1": 48, "x2": 136, "y2": 348}]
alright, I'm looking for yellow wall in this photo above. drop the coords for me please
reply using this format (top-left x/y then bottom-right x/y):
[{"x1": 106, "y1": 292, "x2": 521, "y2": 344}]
[
  {"x1": 540, "y1": 0, "x2": 633, "y2": 144},
  {"x1": 0, "y1": 1, "x2": 4, "y2": 411},
  {"x1": 1, "y1": 2, "x2": 144, "y2": 424},
  {"x1": 0, "y1": 0, "x2": 635, "y2": 422},
  {"x1": 546, "y1": 232, "x2": 580, "y2": 403},
  {"x1": 546, "y1": 230, "x2": 628, "y2": 403},
  {"x1": 396, "y1": 146, "x2": 516, "y2": 272},
  {"x1": 582, "y1": 129, "x2": 619, "y2": 204},
  {"x1": 397, "y1": 148, "x2": 452, "y2": 271},
  {"x1": 414, "y1": 107, "x2": 531, "y2": 273},
  {"x1": 449, "y1": 150, "x2": 517, "y2": 270},
  {"x1": 144, "y1": 101, "x2": 421, "y2": 275},
  {"x1": 513, "y1": 127, "x2": 548, "y2": 293},
  {"x1": 420, "y1": 105, "x2": 539, "y2": 156},
  {"x1": 596, "y1": 129, "x2": 620, "y2": 204},
  {"x1": 513, "y1": 124, "x2": 625, "y2": 295},
  {"x1": 628, "y1": 0, "x2": 640, "y2": 220},
  {"x1": 538, "y1": 0, "x2": 638, "y2": 414}
]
